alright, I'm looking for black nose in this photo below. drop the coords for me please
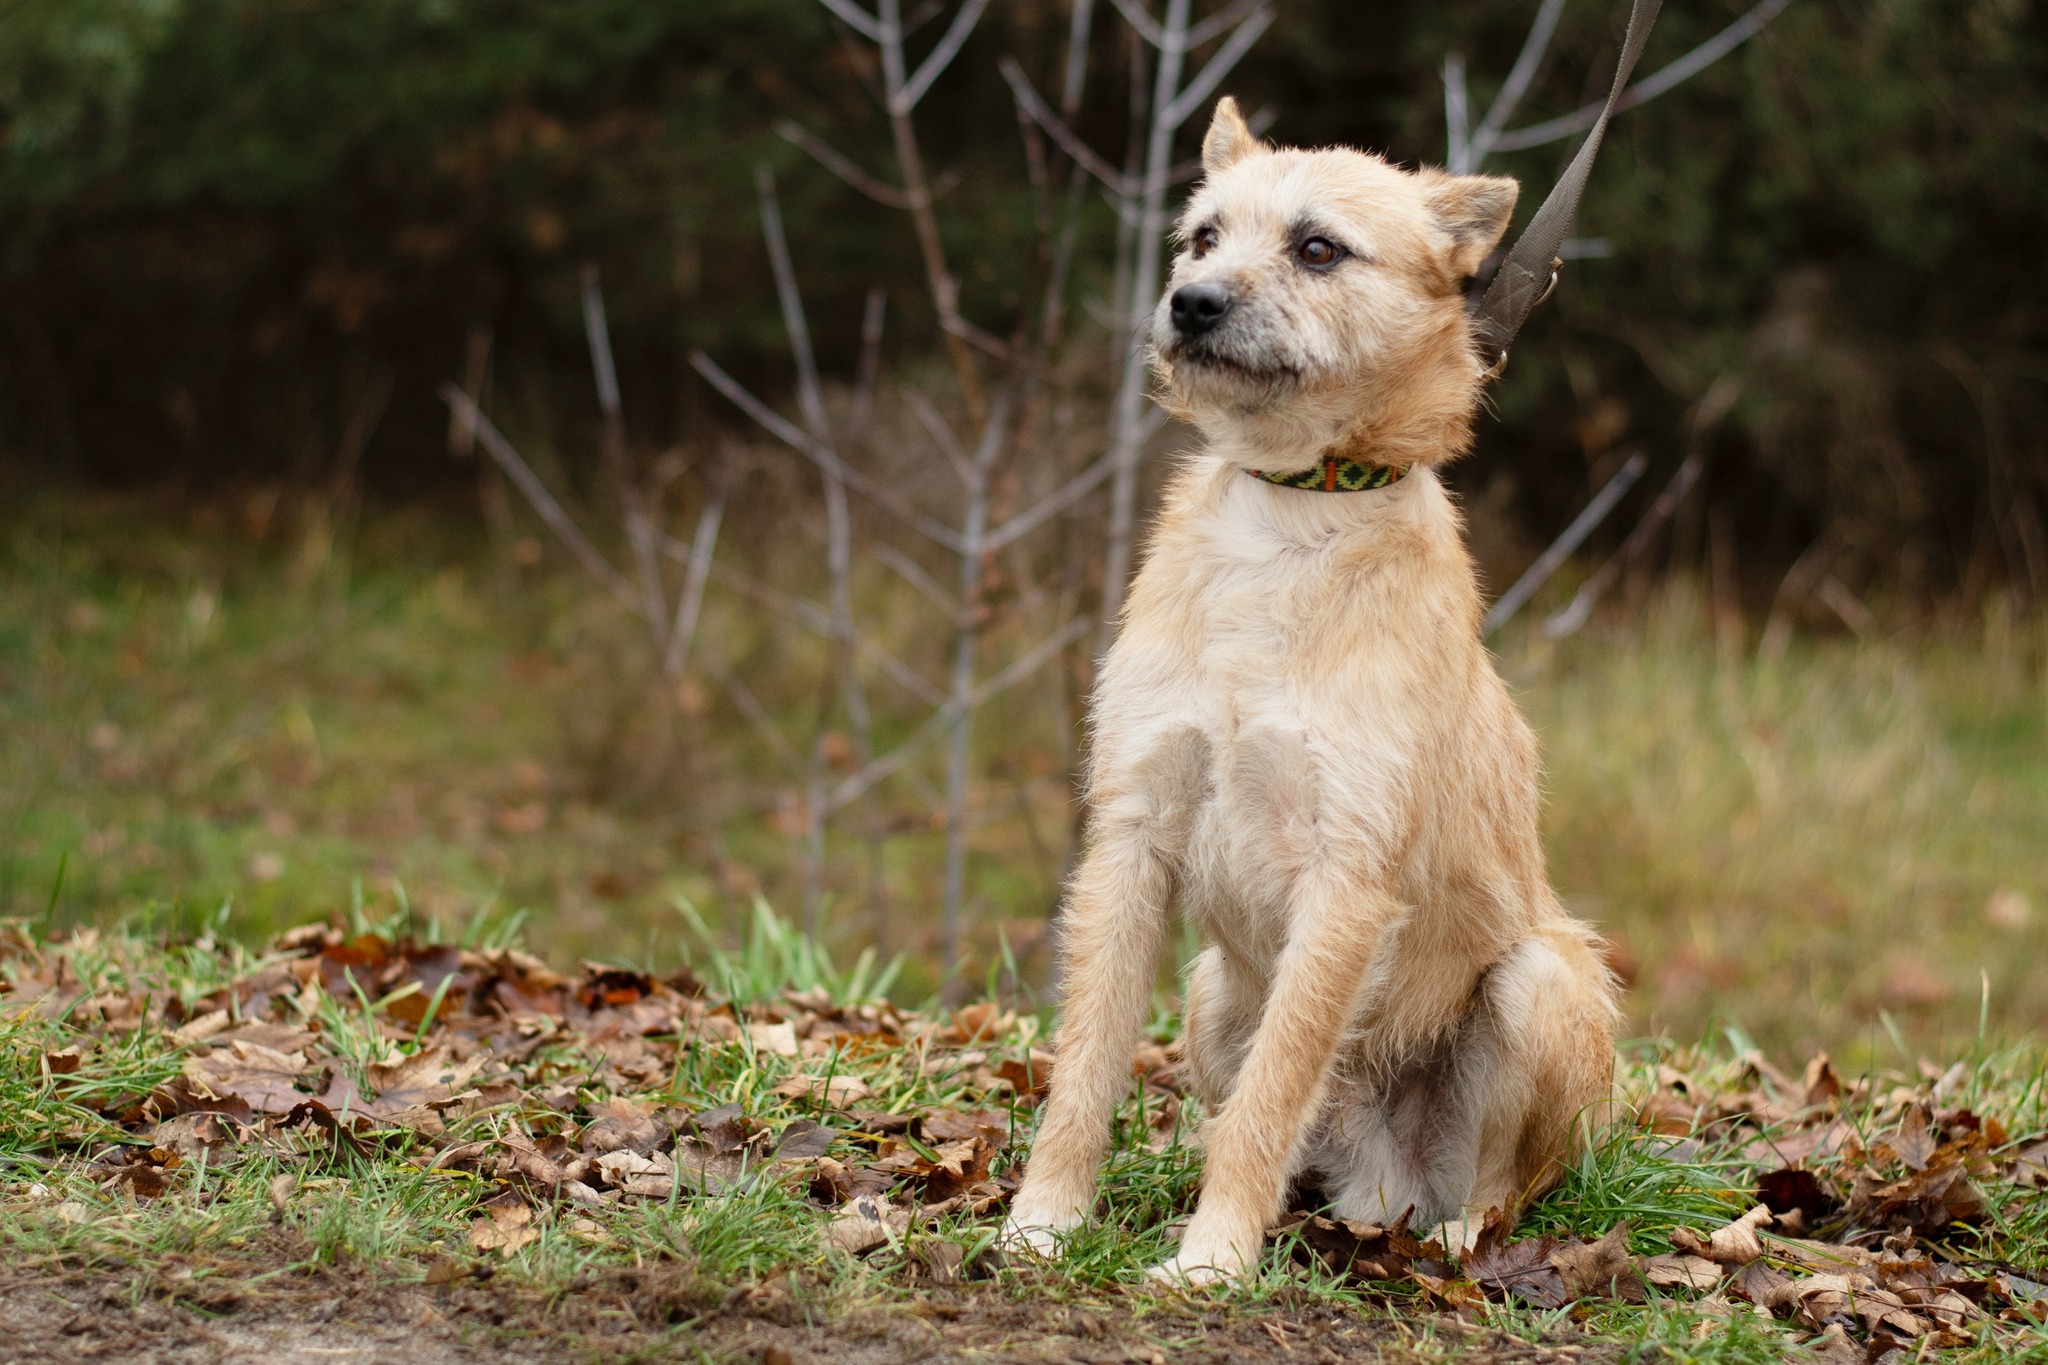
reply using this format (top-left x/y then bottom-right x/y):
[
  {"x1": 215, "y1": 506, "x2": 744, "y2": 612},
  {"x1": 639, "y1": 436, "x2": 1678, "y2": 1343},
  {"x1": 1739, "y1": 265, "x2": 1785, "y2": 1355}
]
[{"x1": 1170, "y1": 283, "x2": 1234, "y2": 336}]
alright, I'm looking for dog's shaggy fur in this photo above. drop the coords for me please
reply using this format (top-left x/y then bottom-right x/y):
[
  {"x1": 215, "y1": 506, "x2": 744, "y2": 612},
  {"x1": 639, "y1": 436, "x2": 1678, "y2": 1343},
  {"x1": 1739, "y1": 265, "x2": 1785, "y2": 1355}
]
[{"x1": 1004, "y1": 99, "x2": 1618, "y2": 1284}]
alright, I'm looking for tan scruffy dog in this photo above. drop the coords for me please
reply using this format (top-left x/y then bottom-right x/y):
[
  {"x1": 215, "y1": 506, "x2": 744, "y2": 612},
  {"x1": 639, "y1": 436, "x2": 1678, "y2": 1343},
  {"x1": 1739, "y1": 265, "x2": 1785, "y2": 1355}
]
[{"x1": 1003, "y1": 97, "x2": 1617, "y2": 1285}]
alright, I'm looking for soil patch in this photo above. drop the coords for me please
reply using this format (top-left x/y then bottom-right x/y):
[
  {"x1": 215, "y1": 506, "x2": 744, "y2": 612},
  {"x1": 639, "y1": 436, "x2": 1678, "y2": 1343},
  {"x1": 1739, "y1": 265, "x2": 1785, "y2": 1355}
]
[{"x1": 0, "y1": 1237, "x2": 1587, "y2": 1364}]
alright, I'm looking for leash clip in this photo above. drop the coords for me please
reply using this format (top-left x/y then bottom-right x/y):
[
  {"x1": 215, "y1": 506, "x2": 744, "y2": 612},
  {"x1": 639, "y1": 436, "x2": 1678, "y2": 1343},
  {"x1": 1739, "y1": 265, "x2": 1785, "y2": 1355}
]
[{"x1": 1478, "y1": 258, "x2": 1564, "y2": 383}]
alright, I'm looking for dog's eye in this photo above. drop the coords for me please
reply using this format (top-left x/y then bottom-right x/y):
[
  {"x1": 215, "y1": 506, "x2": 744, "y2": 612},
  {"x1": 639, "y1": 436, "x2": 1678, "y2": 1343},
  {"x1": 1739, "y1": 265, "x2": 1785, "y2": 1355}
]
[
  {"x1": 1191, "y1": 226, "x2": 1219, "y2": 259},
  {"x1": 1297, "y1": 237, "x2": 1343, "y2": 269}
]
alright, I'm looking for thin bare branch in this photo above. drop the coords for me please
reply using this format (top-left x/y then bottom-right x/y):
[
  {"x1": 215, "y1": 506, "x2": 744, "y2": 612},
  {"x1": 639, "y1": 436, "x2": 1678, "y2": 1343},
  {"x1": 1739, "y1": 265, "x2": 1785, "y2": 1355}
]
[
  {"x1": 971, "y1": 611, "x2": 1091, "y2": 707},
  {"x1": 1490, "y1": 0, "x2": 1790, "y2": 154},
  {"x1": 1464, "y1": 0, "x2": 1568, "y2": 168},
  {"x1": 438, "y1": 384, "x2": 632, "y2": 601},
  {"x1": 999, "y1": 57, "x2": 1134, "y2": 196},
  {"x1": 700, "y1": 651, "x2": 802, "y2": 772},
  {"x1": 689, "y1": 351, "x2": 969, "y2": 553},
  {"x1": 1545, "y1": 374, "x2": 1736, "y2": 639},
  {"x1": 828, "y1": 704, "x2": 954, "y2": 811},
  {"x1": 1160, "y1": 6, "x2": 1273, "y2": 129},
  {"x1": 757, "y1": 167, "x2": 830, "y2": 440},
  {"x1": 1544, "y1": 452, "x2": 1702, "y2": 639},
  {"x1": 817, "y1": 0, "x2": 884, "y2": 42},
  {"x1": 893, "y1": 0, "x2": 993, "y2": 114},
  {"x1": 1184, "y1": 0, "x2": 1268, "y2": 51},
  {"x1": 776, "y1": 120, "x2": 913, "y2": 209},
  {"x1": 700, "y1": 556, "x2": 949, "y2": 706},
  {"x1": 982, "y1": 447, "x2": 1117, "y2": 553},
  {"x1": 902, "y1": 387, "x2": 975, "y2": 487},
  {"x1": 1100, "y1": 0, "x2": 1193, "y2": 657},
  {"x1": 1444, "y1": 52, "x2": 1471, "y2": 173},
  {"x1": 938, "y1": 392, "x2": 1011, "y2": 984},
  {"x1": 662, "y1": 482, "x2": 726, "y2": 676},
  {"x1": 1104, "y1": 0, "x2": 1166, "y2": 50},
  {"x1": 1060, "y1": 0, "x2": 1097, "y2": 115},
  {"x1": 580, "y1": 266, "x2": 666, "y2": 641},
  {"x1": 849, "y1": 288, "x2": 888, "y2": 443},
  {"x1": 824, "y1": 610, "x2": 1089, "y2": 813},
  {"x1": 875, "y1": 0, "x2": 986, "y2": 420},
  {"x1": 872, "y1": 543, "x2": 957, "y2": 615},
  {"x1": 1483, "y1": 451, "x2": 1648, "y2": 635},
  {"x1": 580, "y1": 267, "x2": 625, "y2": 440},
  {"x1": 942, "y1": 312, "x2": 1013, "y2": 359}
]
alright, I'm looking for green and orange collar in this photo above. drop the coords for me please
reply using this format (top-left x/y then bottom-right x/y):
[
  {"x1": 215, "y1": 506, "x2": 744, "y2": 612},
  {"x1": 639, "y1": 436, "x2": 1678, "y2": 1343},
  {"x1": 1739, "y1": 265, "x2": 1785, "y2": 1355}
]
[{"x1": 1248, "y1": 452, "x2": 1408, "y2": 492}]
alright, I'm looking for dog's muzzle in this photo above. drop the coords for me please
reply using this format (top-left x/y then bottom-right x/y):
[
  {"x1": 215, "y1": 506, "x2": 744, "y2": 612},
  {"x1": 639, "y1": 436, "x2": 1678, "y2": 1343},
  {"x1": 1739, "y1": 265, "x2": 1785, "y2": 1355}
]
[{"x1": 1170, "y1": 283, "x2": 1234, "y2": 337}]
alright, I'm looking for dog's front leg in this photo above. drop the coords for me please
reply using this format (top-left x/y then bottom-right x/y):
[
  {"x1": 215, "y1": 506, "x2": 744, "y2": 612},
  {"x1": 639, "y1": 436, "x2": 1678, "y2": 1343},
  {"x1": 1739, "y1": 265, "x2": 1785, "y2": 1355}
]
[
  {"x1": 1153, "y1": 867, "x2": 1393, "y2": 1285},
  {"x1": 1003, "y1": 811, "x2": 1176, "y2": 1254}
]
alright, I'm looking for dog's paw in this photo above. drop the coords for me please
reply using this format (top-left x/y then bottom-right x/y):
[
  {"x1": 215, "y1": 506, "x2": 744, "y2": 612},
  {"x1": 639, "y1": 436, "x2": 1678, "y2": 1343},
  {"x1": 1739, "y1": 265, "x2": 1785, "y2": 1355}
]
[
  {"x1": 997, "y1": 1216, "x2": 1070, "y2": 1259},
  {"x1": 1144, "y1": 1253, "x2": 1232, "y2": 1289}
]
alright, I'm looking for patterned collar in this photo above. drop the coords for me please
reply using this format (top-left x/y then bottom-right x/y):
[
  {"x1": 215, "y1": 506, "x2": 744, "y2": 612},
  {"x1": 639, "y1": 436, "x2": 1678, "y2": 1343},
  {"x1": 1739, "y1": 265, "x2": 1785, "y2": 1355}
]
[{"x1": 1247, "y1": 452, "x2": 1408, "y2": 492}]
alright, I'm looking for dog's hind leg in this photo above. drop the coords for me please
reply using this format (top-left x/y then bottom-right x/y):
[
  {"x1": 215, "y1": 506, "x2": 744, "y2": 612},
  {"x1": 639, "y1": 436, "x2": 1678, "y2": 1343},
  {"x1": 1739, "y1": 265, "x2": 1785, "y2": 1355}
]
[
  {"x1": 1006, "y1": 729, "x2": 1211, "y2": 1254},
  {"x1": 1463, "y1": 924, "x2": 1617, "y2": 1221},
  {"x1": 1314, "y1": 927, "x2": 1612, "y2": 1248}
]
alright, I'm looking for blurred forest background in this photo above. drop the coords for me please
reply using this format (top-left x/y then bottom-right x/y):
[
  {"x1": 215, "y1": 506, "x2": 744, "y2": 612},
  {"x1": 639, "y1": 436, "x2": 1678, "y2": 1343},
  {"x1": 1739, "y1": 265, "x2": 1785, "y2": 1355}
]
[{"x1": 1, "y1": 0, "x2": 2044, "y2": 1058}]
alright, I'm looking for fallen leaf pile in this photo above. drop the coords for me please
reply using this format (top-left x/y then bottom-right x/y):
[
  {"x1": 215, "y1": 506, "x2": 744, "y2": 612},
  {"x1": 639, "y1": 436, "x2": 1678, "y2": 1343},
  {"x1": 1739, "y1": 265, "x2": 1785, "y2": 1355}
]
[
  {"x1": 0, "y1": 922, "x2": 1057, "y2": 1270},
  {"x1": 1265, "y1": 1049, "x2": 2046, "y2": 1357}
]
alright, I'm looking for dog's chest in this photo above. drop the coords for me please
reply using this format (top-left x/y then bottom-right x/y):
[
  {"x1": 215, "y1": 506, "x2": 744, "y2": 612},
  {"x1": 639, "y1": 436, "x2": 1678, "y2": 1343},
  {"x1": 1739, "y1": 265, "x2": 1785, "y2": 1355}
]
[{"x1": 1108, "y1": 525, "x2": 1354, "y2": 922}]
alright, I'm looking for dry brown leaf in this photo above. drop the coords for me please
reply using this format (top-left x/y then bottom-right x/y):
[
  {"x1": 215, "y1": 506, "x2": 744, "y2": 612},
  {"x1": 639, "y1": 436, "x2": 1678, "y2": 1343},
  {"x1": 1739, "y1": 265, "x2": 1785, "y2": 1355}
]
[
  {"x1": 1274, "y1": 1213, "x2": 1433, "y2": 1283},
  {"x1": 1465, "y1": 1222, "x2": 1568, "y2": 1309},
  {"x1": 1670, "y1": 1204, "x2": 1773, "y2": 1265},
  {"x1": 1768, "y1": 1238, "x2": 1874, "y2": 1272},
  {"x1": 171, "y1": 1009, "x2": 231, "y2": 1045},
  {"x1": 423, "y1": 1257, "x2": 469, "y2": 1286},
  {"x1": 1802, "y1": 1053, "x2": 1843, "y2": 1108},
  {"x1": 1806, "y1": 1323, "x2": 1862, "y2": 1365},
  {"x1": 581, "y1": 1098, "x2": 669, "y2": 1155},
  {"x1": 772, "y1": 1120, "x2": 836, "y2": 1161},
  {"x1": 151, "y1": 1111, "x2": 240, "y2": 1162},
  {"x1": 940, "y1": 1002, "x2": 1009, "y2": 1044},
  {"x1": 213, "y1": 1022, "x2": 319, "y2": 1055},
  {"x1": 469, "y1": 1197, "x2": 539, "y2": 1257},
  {"x1": 771, "y1": 1074, "x2": 871, "y2": 1108},
  {"x1": 1550, "y1": 1222, "x2": 1646, "y2": 1301},
  {"x1": 989, "y1": 1051, "x2": 1053, "y2": 1099},
  {"x1": 746, "y1": 1022, "x2": 800, "y2": 1057},
  {"x1": 1892, "y1": 1105, "x2": 1938, "y2": 1170},
  {"x1": 363, "y1": 1047, "x2": 486, "y2": 1117},
  {"x1": 1641, "y1": 1254, "x2": 1723, "y2": 1290},
  {"x1": 825, "y1": 1193, "x2": 906, "y2": 1256},
  {"x1": 182, "y1": 1039, "x2": 311, "y2": 1116},
  {"x1": 921, "y1": 1110, "x2": 1009, "y2": 1147}
]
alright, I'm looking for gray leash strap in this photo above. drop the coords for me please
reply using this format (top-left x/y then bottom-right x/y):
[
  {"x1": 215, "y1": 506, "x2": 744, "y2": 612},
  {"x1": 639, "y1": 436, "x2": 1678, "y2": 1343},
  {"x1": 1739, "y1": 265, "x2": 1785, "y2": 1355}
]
[{"x1": 1470, "y1": 0, "x2": 1663, "y2": 378}]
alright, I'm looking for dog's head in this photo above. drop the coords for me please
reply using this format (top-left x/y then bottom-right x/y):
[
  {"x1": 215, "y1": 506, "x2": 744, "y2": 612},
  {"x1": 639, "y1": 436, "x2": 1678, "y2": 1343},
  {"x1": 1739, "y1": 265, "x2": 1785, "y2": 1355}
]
[{"x1": 1151, "y1": 98, "x2": 1518, "y2": 467}]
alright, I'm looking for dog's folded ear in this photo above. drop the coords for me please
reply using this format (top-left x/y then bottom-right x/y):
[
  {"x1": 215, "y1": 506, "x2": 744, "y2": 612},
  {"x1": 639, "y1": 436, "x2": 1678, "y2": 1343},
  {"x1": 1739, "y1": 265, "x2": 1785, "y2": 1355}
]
[
  {"x1": 1202, "y1": 96, "x2": 1262, "y2": 177},
  {"x1": 1421, "y1": 172, "x2": 1520, "y2": 279}
]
